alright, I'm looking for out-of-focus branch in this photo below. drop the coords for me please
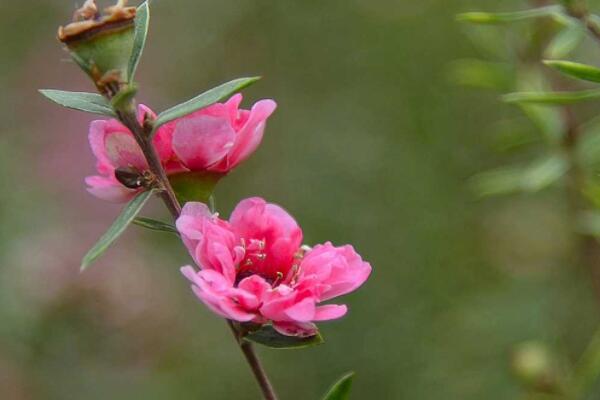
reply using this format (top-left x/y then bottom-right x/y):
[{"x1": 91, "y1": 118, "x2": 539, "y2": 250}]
[{"x1": 562, "y1": 0, "x2": 600, "y2": 43}]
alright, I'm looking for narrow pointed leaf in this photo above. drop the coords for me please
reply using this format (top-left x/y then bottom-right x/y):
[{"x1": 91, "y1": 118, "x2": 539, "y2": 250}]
[
  {"x1": 456, "y1": 6, "x2": 561, "y2": 24},
  {"x1": 128, "y1": 1, "x2": 150, "y2": 82},
  {"x1": 469, "y1": 155, "x2": 567, "y2": 198},
  {"x1": 447, "y1": 59, "x2": 512, "y2": 90},
  {"x1": 514, "y1": 68, "x2": 564, "y2": 143},
  {"x1": 322, "y1": 372, "x2": 355, "y2": 400},
  {"x1": 543, "y1": 60, "x2": 600, "y2": 83},
  {"x1": 133, "y1": 217, "x2": 178, "y2": 234},
  {"x1": 502, "y1": 89, "x2": 600, "y2": 104},
  {"x1": 81, "y1": 190, "x2": 154, "y2": 270},
  {"x1": 39, "y1": 89, "x2": 116, "y2": 117},
  {"x1": 544, "y1": 25, "x2": 585, "y2": 59},
  {"x1": 243, "y1": 325, "x2": 324, "y2": 349},
  {"x1": 152, "y1": 77, "x2": 260, "y2": 134}
]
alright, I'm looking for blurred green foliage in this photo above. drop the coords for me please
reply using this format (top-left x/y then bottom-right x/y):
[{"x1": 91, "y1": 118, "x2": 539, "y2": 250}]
[{"x1": 3, "y1": 0, "x2": 600, "y2": 399}]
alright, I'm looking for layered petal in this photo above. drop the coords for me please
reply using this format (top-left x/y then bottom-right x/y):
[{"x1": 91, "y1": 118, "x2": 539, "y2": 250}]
[
  {"x1": 171, "y1": 95, "x2": 276, "y2": 174},
  {"x1": 181, "y1": 266, "x2": 261, "y2": 322},
  {"x1": 176, "y1": 202, "x2": 242, "y2": 283},
  {"x1": 210, "y1": 99, "x2": 277, "y2": 172},
  {"x1": 86, "y1": 105, "x2": 177, "y2": 202},
  {"x1": 172, "y1": 114, "x2": 236, "y2": 170},
  {"x1": 298, "y1": 242, "x2": 372, "y2": 301},
  {"x1": 229, "y1": 197, "x2": 303, "y2": 279},
  {"x1": 272, "y1": 321, "x2": 318, "y2": 337},
  {"x1": 84, "y1": 175, "x2": 138, "y2": 203},
  {"x1": 178, "y1": 198, "x2": 371, "y2": 337}
]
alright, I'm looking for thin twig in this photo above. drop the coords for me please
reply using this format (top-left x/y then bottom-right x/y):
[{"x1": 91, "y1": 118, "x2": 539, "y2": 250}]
[
  {"x1": 113, "y1": 97, "x2": 279, "y2": 400},
  {"x1": 562, "y1": 0, "x2": 600, "y2": 43},
  {"x1": 228, "y1": 321, "x2": 279, "y2": 400}
]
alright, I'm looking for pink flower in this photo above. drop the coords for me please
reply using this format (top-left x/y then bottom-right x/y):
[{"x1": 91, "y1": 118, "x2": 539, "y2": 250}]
[
  {"x1": 86, "y1": 104, "x2": 178, "y2": 202},
  {"x1": 171, "y1": 94, "x2": 276, "y2": 173},
  {"x1": 178, "y1": 197, "x2": 372, "y2": 337},
  {"x1": 86, "y1": 95, "x2": 277, "y2": 202}
]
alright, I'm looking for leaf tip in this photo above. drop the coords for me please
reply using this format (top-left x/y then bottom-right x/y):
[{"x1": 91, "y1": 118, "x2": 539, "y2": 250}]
[
  {"x1": 455, "y1": 12, "x2": 494, "y2": 24},
  {"x1": 501, "y1": 93, "x2": 518, "y2": 103}
]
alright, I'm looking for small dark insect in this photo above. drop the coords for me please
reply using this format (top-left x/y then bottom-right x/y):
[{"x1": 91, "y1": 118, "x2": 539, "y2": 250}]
[{"x1": 114, "y1": 167, "x2": 157, "y2": 189}]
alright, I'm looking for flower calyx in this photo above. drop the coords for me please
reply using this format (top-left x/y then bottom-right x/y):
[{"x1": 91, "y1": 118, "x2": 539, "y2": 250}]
[{"x1": 58, "y1": 0, "x2": 137, "y2": 94}]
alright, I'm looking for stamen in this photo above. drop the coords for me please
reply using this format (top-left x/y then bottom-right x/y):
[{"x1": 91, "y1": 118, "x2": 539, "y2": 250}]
[
  {"x1": 272, "y1": 271, "x2": 284, "y2": 286},
  {"x1": 289, "y1": 264, "x2": 302, "y2": 285}
]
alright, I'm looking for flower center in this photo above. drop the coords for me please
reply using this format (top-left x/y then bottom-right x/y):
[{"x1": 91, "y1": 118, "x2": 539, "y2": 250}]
[{"x1": 235, "y1": 238, "x2": 307, "y2": 287}]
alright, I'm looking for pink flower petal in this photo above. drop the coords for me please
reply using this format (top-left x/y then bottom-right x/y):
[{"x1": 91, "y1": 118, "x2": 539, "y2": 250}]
[
  {"x1": 283, "y1": 297, "x2": 316, "y2": 322},
  {"x1": 229, "y1": 197, "x2": 302, "y2": 278},
  {"x1": 85, "y1": 175, "x2": 137, "y2": 203},
  {"x1": 172, "y1": 114, "x2": 236, "y2": 170},
  {"x1": 313, "y1": 304, "x2": 348, "y2": 321},
  {"x1": 272, "y1": 321, "x2": 318, "y2": 337},
  {"x1": 299, "y1": 242, "x2": 372, "y2": 301},
  {"x1": 212, "y1": 99, "x2": 276, "y2": 172},
  {"x1": 104, "y1": 132, "x2": 147, "y2": 170}
]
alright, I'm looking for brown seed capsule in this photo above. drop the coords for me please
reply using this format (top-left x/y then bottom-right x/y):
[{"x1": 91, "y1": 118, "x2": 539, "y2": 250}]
[{"x1": 58, "y1": 0, "x2": 137, "y2": 93}]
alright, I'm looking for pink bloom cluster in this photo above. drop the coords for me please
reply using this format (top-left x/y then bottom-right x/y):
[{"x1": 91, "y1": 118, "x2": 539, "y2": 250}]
[
  {"x1": 86, "y1": 94, "x2": 276, "y2": 202},
  {"x1": 178, "y1": 197, "x2": 371, "y2": 337}
]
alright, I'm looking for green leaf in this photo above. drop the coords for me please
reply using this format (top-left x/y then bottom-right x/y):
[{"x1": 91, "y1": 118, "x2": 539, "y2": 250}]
[
  {"x1": 153, "y1": 77, "x2": 261, "y2": 134},
  {"x1": 514, "y1": 68, "x2": 565, "y2": 143},
  {"x1": 470, "y1": 155, "x2": 568, "y2": 197},
  {"x1": 520, "y1": 155, "x2": 568, "y2": 192},
  {"x1": 544, "y1": 60, "x2": 600, "y2": 83},
  {"x1": 447, "y1": 59, "x2": 512, "y2": 90},
  {"x1": 132, "y1": 217, "x2": 178, "y2": 234},
  {"x1": 456, "y1": 6, "x2": 561, "y2": 24},
  {"x1": 322, "y1": 372, "x2": 355, "y2": 400},
  {"x1": 39, "y1": 89, "x2": 116, "y2": 117},
  {"x1": 81, "y1": 190, "x2": 154, "y2": 270},
  {"x1": 489, "y1": 120, "x2": 539, "y2": 153},
  {"x1": 544, "y1": 24, "x2": 585, "y2": 59},
  {"x1": 502, "y1": 88, "x2": 600, "y2": 104},
  {"x1": 169, "y1": 171, "x2": 222, "y2": 205},
  {"x1": 243, "y1": 325, "x2": 324, "y2": 349},
  {"x1": 128, "y1": 1, "x2": 150, "y2": 82}
]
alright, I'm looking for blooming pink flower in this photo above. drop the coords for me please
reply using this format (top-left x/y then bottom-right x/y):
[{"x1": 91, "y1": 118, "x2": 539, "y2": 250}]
[
  {"x1": 86, "y1": 104, "x2": 178, "y2": 202},
  {"x1": 171, "y1": 94, "x2": 276, "y2": 173},
  {"x1": 86, "y1": 95, "x2": 276, "y2": 202},
  {"x1": 178, "y1": 197, "x2": 372, "y2": 337}
]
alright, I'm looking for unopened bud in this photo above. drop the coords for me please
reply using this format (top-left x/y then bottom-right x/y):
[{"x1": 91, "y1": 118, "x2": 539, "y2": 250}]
[{"x1": 58, "y1": 0, "x2": 137, "y2": 93}]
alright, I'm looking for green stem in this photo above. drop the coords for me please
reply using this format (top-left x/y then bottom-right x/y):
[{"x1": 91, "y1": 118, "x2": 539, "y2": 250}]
[{"x1": 111, "y1": 94, "x2": 278, "y2": 400}]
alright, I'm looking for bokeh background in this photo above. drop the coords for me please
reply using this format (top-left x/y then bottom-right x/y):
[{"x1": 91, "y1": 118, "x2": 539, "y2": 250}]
[{"x1": 3, "y1": 0, "x2": 600, "y2": 398}]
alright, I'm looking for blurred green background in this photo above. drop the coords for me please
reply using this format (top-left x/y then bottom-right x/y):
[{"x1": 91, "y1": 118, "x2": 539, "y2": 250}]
[{"x1": 3, "y1": 0, "x2": 600, "y2": 398}]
